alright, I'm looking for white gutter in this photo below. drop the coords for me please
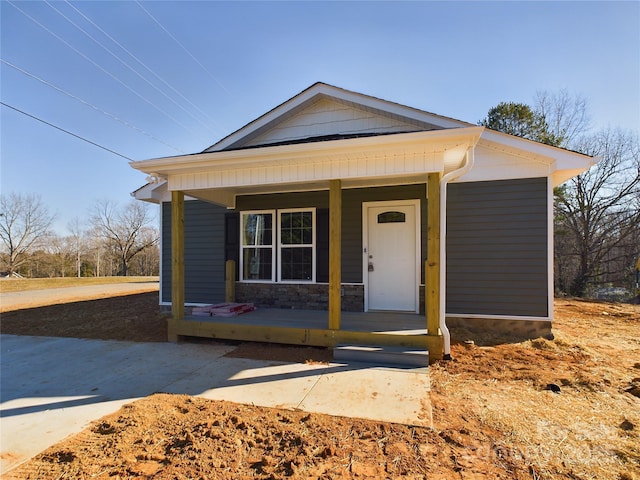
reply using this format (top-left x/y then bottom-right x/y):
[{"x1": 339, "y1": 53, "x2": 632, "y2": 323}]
[{"x1": 439, "y1": 148, "x2": 475, "y2": 360}]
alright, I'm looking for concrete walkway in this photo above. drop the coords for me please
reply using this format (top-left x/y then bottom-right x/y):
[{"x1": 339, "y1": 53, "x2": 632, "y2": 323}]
[
  {"x1": 0, "y1": 282, "x2": 159, "y2": 312},
  {"x1": 0, "y1": 334, "x2": 431, "y2": 474}
]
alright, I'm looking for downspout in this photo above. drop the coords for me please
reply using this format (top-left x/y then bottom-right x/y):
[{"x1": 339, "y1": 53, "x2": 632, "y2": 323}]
[{"x1": 439, "y1": 148, "x2": 475, "y2": 360}]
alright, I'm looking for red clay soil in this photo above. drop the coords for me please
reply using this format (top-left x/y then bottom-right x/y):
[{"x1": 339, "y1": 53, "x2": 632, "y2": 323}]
[
  {"x1": 0, "y1": 292, "x2": 168, "y2": 342},
  {"x1": 2, "y1": 294, "x2": 639, "y2": 479}
]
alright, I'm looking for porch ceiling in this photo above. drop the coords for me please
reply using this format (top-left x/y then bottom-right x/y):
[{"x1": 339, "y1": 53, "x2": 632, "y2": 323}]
[{"x1": 131, "y1": 128, "x2": 484, "y2": 207}]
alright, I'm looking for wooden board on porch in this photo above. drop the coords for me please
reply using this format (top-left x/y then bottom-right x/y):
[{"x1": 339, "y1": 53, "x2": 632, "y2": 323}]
[{"x1": 168, "y1": 309, "x2": 444, "y2": 362}]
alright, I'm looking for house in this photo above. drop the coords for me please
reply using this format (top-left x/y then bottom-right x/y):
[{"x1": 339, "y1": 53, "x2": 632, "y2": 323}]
[{"x1": 131, "y1": 82, "x2": 594, "y2": 361}]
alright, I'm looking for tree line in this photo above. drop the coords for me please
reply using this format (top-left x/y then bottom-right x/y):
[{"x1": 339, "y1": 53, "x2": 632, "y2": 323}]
[
  {"x1": 0, "y1": 194, "x2": 159, "y2": 278},
  {"x1": 480, "y1": 90, "x2": 639, "y2": 299}
]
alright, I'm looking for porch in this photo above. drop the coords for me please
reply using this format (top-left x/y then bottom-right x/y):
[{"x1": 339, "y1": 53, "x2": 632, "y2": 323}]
[
  {"x1": 169, "y1": 308, "x2": 441, "y2": 354},
  {"x1": 141, "y1": 129, "x2": 482, "y2": 363},
  {"x1": 167, "y1": 172, "x2": 448, "y2": 362}
]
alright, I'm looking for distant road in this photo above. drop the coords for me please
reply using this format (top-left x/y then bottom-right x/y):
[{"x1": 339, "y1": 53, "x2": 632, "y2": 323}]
[{"x1": 0, "y1": 282, "x2": 159, "y2": 313}]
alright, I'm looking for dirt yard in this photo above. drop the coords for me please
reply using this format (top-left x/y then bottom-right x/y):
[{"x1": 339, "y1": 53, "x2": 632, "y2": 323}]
[{"x1": 2, "y1": 293, "x2": 639, "y2": 479}]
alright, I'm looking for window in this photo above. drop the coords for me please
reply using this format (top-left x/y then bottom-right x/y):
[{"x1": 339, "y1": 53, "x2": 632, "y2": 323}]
[
  {"x1": 378, "y1": 211, "x2": 406, "y2": 223},
  {"x1": 241, "y1": 211, "x2": 275, "y2": 281},
  {"x1": 240, "y1": 208, "x2": 316, "y2": 282},
  {"x1": 279, "y1": 209, "x2": 315, "y2": 282}
]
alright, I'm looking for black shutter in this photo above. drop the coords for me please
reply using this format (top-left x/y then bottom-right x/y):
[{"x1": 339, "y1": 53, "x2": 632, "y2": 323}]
[{"x1": 316, "y1": 208, "x2": 329, "y2": 283}]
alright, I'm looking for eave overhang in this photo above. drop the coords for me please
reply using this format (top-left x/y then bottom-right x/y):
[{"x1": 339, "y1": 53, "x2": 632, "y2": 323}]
[
  {"x1": 131, "y1": 126, "x2": 596, "y2": 207},
  {"x1": 479, "y1": 130, "x2": 596, "y2": 186},
  {"x1": 132, "y1": 128, "x2": 484, "y2": 175},
  {"x1": 131, "y1": 128, "x2": 484, "y2": 206}
]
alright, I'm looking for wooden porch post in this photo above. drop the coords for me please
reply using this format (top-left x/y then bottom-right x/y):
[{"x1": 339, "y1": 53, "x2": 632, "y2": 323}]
[
  {"x1": 329, "y1": 179, "x2": 342, "y2": 330},
  {"x1": 426, "y1": 173, "x2": 441, "y2": 337},
  {"x1": 171, "y1": 191, "x2": 185, "y2": 338},
  {"x1": 225, "y1": 259, "x2": 236, "y2": 303}
]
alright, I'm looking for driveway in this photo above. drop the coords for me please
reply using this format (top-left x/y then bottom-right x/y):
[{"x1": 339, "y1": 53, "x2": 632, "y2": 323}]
[
  {"x1": 0, "y1": 282, "x2": 159, "y2": 312},
  {"x1": 0, "y1": 334, "x2": 431, "y2": 474}
]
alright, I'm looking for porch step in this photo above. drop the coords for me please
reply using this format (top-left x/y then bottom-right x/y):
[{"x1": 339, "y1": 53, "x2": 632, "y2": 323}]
[{"x1": 333, "y1": 344, "x2": 429, "y2": 368}]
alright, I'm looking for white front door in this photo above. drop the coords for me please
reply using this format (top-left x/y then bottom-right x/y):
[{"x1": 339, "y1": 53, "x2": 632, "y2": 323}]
[{"x1": 364, "y1": 200, "x2": 419, "y2": 312}]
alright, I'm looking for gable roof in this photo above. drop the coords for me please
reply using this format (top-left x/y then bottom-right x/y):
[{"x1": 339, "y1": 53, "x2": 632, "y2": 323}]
[
  {"x1": 131, "y1": 82, "x2": 595, "y2": 205},
  {"x1": 204, "y1": 82, "x2": 472, "y2": 152}
]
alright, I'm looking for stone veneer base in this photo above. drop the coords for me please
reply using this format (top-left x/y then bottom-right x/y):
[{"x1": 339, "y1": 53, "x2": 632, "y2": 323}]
[
  {"x1": 235, "y1": 282, "x2": 364, "y2": 312},
  {"x1": 445, "y1": 316, "x2": 553, "y2": 340}
]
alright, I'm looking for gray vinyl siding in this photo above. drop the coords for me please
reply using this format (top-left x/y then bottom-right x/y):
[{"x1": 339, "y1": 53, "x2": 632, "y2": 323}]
[
  {"x1": 236, "y1": 184, "x2": 427, "y2": 284},
  {"x1": 446, "y1": 178, "x2": 548, "y2": 317},
  {"x1": 162, "y1": 200, "x2": 227, "y2": 304},
  {"x1": 236, "y1": 191, "x2": 329, "y2": 210}
]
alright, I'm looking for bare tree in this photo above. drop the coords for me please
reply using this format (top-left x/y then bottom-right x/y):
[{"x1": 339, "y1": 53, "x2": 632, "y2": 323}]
[
  {"x1": 40, "y1": 233, "x2": 76, "y2": 277},
  {"x1": 0, "y1": 192, "x2": 55, "y2": 276},
  {"x1": 67, "y1": 217, "x2": 87, "y2": 278},
  {"x1": 91, "y1": 200, "x2": 158, "y2": 276},
  {"x1": 535, "y1": 89, "x2": 591, "y2": 148},
  {"x1": 555, "y1": 129, "x2": 640, "y2": 296}
]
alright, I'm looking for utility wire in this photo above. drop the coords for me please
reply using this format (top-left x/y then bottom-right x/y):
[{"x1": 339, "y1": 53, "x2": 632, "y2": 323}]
[
  {"x1": 1, "y1": 101, "x2": 133, "y2": 161},
  {"x1": 1, "y1": 58, "x2": 185, "y2": 154},
  {"x1": 136, "y1": 1, "x2": 230, "y2": 96},
  {"x1": 8, "y1": 0, "x2": 194, "y2": 135},
  {"x1": 64, "y1": 0, "x2": 224, "y2": 132},
  {"x1": 44, "y1": 0, "x2": 218, "y2": 135}
]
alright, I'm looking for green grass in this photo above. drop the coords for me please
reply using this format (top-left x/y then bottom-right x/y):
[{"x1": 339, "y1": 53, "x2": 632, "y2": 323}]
[{"x1": 0, "y1": 276, "x2": 159, "y2": 293}]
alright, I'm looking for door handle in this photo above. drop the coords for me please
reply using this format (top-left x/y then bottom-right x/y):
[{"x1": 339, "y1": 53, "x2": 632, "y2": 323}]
[{"x1": 368, "y1": 262, "x2": 374, "y2": 272}]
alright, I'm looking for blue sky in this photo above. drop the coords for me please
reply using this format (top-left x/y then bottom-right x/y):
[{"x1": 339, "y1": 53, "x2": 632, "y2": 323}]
[{"x1": 1, "y1": 1, "x2": 639, "y2": 233}]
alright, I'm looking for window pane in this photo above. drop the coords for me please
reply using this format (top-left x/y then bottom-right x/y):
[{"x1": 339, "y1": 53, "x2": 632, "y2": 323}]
[
  {"x1": 302, "y1": 228, "x2": 312, "y2": 244},
  {"x1": 303, "y1": 212, "x2": 312, "y2": 228},
  {"x1": 281, "y1": 252, "x2": 291, "y2": 280},
  {"x1": 281, "y1": 247, "x2": 312, "y2": 280},
  {"x1": 281, "y1": 226, "x2": 292, "y2": 245},
  {"x1": 281, "y1": 211, "x2": 312, "y2": 246},
  {"x1": 243, "y1": 213, "x2": 273, "y2": 245},
  {"x1": 242, "y1": 248, "x2": 272, "y2": 280}
]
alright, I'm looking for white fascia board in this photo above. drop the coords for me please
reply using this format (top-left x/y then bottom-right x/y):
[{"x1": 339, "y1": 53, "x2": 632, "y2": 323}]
[
  {"x1": 131, "y1": 182, "x2": 155, "y2": 201},
  {"x1": 131, "y1": 127, "x2": 485, "y2": 178},
  {"x1": 552, "y1": 168, "x2": 589, "y2": 187},
  {"x1": 185, "y1": 189, "x2": 237, "y2": 208},
  {"x1": 131, "y1": 180, "x2": 168, "y2": 204},
  {"x1": 132, "y1": 180, "x2": 207, "y2": 204},
  {"x1": 480, "y1": 130, "x2": 596, "y2": 179},
  {"x1": 205, "y1": 85, "x2": 325, "y2": 152},
  {"x1": 206, "y1": 83, "x2": 472, "y2": 152},
  {"x1": 314, "y1": 85, "x2": 473, "y2": 129}
]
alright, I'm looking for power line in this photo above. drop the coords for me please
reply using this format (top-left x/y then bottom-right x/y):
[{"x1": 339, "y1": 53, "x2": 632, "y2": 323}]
[
  {"x1": 1, "y1": 101, "x2": 133, "y2": 161},
  {"x1": 1, "y1": 58, "x2": 185, "y2": 154},
  {"x1": 64, "y1": 0, "x2": 224, "y2": 132},
  {"x1": 136, "y1": 1, "x2": 230, "y2": 96},
  {"x1": 44, "y1": 0, "x2": 219, "y2": 135},
  {"x1": 7, "y1": 0, "x2": 194, "y2": 135}
]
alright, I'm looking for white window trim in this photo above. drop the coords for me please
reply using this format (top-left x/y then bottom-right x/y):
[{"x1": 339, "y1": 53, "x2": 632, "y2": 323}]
[
  {"x1": 240, "y1": 210, "x2": 276, "y2": 282},
  {"x1": 239, "y1": 208, "x2": 317, "y2": 283},
  {"x1": 277, "y1": 208, "x2": 316, "y2": 283}
]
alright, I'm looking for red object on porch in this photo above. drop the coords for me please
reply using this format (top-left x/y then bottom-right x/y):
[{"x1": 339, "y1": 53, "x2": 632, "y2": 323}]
[{"x1": 192, "y1": 303, "x2": 256, "y2": 317}]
